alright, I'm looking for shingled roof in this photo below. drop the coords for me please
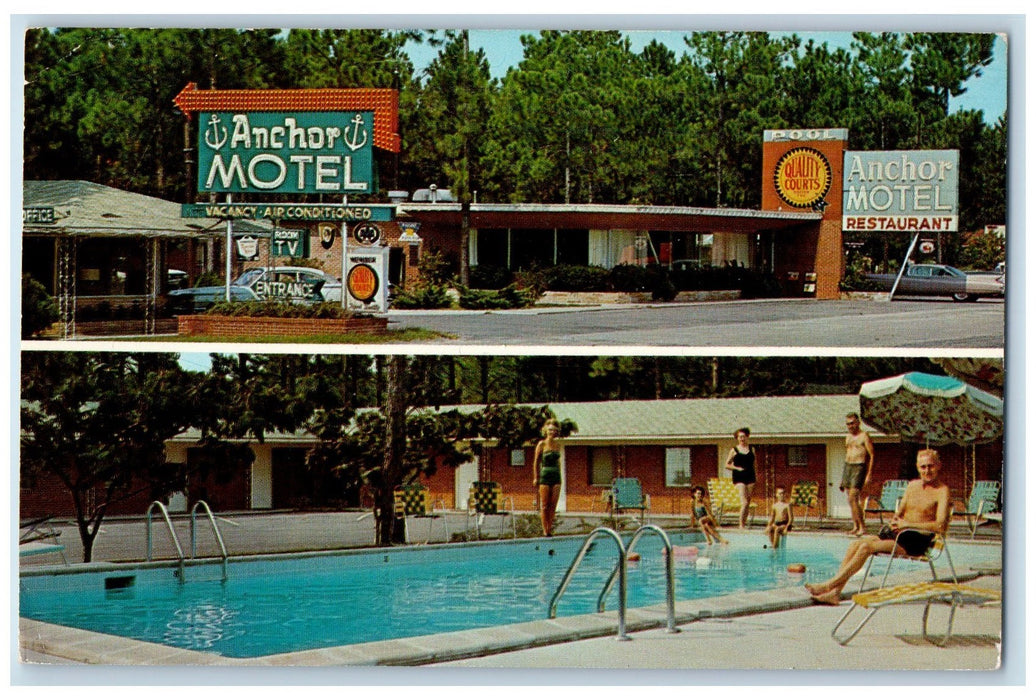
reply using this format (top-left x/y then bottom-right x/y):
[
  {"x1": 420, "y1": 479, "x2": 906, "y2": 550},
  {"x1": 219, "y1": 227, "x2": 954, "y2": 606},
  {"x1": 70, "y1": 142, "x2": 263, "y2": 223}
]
[
  {"x1": 534, "y1": 395, "x2": 884, "y2": 443},
  {"x1": 22, "y1": 180, "x2": 270, "y2": 237}
]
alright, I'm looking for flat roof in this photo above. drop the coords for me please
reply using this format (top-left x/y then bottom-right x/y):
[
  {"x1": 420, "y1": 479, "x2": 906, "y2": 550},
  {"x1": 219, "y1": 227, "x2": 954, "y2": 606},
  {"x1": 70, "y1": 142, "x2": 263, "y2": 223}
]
[{"x1": 398, "y1": 201, "x2": 821, "y2": 233}]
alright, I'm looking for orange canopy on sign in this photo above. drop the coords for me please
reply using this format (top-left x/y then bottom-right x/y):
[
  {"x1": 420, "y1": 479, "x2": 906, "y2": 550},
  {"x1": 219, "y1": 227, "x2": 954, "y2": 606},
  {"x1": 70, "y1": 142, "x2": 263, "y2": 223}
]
[{"x1": 173, "y1": 83, "x2": 401, "y2": 152}]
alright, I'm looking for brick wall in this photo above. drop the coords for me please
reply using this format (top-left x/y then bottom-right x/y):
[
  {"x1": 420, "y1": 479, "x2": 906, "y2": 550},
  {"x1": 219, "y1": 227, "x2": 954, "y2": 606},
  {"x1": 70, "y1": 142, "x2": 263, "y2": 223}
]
[{"x1": 178, "y1": 314, "x2": 387, "y2": 337}]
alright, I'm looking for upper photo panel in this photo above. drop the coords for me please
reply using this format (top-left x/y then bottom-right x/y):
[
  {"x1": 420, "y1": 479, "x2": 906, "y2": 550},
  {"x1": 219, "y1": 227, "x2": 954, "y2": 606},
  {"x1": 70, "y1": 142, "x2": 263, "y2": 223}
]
[{"x1": 21, "y1": 28, "x2": 1006, "y2": 349}]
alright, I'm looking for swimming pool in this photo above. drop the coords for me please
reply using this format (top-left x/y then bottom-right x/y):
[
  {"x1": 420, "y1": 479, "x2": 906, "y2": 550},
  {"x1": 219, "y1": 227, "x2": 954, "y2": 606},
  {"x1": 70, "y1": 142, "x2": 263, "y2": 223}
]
[{"x1": 20, "y1": 530, "x2": 1001, "y2": 659}]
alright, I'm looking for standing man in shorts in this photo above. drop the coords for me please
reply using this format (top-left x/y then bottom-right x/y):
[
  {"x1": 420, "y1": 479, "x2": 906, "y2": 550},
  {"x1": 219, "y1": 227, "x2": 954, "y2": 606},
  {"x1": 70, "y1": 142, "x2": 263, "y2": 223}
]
[{"x1": 843, "y1": 413, "x2": 874, "y2": 536}]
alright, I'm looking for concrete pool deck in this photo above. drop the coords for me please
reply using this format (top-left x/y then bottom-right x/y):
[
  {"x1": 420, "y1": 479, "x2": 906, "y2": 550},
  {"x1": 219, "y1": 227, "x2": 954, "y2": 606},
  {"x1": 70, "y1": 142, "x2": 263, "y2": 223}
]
[{"x1": 18, "y1": 511, "x2": 1005, "y2": 673}]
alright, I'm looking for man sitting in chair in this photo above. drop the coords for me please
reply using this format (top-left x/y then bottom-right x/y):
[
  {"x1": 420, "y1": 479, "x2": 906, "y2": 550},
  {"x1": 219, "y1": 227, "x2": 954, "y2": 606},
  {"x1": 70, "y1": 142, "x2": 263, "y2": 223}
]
[{"x1": 806, "y1": 449, "x2": 950, "y2": 605}]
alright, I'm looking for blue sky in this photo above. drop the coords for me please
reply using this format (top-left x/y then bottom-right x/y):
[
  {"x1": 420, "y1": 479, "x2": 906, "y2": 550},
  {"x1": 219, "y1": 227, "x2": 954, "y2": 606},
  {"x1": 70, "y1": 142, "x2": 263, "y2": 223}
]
[{"x1": 405, "y1": 29, "x2": 1007, "y2": 124}]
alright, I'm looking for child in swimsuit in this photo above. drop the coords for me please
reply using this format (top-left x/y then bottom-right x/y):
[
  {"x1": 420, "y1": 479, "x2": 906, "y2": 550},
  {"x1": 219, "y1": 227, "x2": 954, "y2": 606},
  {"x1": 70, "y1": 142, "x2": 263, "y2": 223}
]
[
  {"x1": 691, "y1": 486, "x2": 728, "y2": 545},
  {"x1": 765, "y1": 487, "x2": 794, "y2": 548}
]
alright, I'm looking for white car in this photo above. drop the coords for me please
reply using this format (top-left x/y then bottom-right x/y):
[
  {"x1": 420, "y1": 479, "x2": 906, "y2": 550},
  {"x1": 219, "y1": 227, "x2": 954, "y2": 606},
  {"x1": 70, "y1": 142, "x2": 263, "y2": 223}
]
[
  {"x1": 865, "y1": 264, "x2": 1005, "y2": 302},
  {"x1": 168, "y1": 266, "x2": 342, "y2": 314}
]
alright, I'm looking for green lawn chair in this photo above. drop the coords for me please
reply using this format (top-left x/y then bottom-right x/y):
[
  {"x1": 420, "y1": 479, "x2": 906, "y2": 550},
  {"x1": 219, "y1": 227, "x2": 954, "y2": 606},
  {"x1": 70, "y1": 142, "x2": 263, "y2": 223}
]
[
  {"x1": 956, "y1": 480, "x2": 1001, "y2": 538},
  {"x1": 609, "y1": 477, "x2": 649, "y2": 527},
  {"x1": 791, "y1": 481, "x2": 820, "y2": 526},
  {"x1": 864, "y1": 479, "x2": 909, "y2": 524}
]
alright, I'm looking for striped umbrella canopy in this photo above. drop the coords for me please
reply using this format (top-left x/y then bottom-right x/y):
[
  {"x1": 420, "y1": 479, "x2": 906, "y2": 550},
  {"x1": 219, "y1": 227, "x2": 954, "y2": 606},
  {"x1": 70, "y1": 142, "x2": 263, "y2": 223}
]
[{"x1": 859, "y1": 372, "x2": 1004, "y2": 446}]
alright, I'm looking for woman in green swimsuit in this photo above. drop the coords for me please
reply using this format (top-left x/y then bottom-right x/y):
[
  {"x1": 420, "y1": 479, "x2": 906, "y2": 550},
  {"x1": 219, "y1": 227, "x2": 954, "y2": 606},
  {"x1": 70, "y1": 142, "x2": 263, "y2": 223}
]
[{"x1": 533, "y1": 419, "x2": 563, "y2": 537}]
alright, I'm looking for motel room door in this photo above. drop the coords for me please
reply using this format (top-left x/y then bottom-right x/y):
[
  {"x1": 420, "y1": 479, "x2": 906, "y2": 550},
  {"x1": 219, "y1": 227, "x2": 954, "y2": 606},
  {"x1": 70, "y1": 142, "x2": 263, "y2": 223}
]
[{"x1": 455, "y1": 460, "x2": 479, "y2": 511}]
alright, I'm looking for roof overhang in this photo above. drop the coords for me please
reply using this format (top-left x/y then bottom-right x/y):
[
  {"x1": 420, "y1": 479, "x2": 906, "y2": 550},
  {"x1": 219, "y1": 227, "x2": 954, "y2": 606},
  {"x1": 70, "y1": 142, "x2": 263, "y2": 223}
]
[{"x1": 396, "y1": 202, "x2": 821, "y2": 234}]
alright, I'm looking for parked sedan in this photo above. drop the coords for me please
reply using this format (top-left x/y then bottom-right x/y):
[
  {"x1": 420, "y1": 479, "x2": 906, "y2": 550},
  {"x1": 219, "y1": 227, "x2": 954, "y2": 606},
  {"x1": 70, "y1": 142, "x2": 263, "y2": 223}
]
[
  {"x1": 865, "y1": 263, "x2": 1005, "y2": 302},
  {"x1": 168, "y1": 266, "x2": 343, "y2": 315}
]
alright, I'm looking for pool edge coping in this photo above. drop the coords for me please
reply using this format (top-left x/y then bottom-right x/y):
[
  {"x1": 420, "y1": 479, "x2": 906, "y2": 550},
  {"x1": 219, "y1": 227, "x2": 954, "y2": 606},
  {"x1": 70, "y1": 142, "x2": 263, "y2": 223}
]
[{"x1": 19, "y1": 568, "x2": 992, "y2": 667}]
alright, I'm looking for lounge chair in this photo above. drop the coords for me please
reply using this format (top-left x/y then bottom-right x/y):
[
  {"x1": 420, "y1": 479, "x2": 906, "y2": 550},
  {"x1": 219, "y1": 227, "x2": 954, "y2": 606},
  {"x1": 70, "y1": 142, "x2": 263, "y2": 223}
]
[
  {"x1": 393, "y1": 484, "x2": 449, "y2": 544},
  {"x1": 864, "y1": 479, "x2": 909, "y2": 524},
  {"x1": 465, "y1": 481, "x2": 516, "y2": 540},
  {"x1": 955, "y1": 480, "x2": 1001, "y2": 538},
  {"x1": 790, "y1": 481, "x2": 820, "y2": 526},
  {"x1": 831, "y1": 580, "x2": 1001, "y2": 646},
  {"x1": 609, "y1": 477, "x2": 650, "y2": 527},
  {"x1": 831, "y1": 527, "x2": 999, "y2": 645},
  {"x1": 19, "y1": 516, "x2": 68, "y2": 565},
  {"x1": 707, "y1": 477, "x2": 756, "y2": 526}
]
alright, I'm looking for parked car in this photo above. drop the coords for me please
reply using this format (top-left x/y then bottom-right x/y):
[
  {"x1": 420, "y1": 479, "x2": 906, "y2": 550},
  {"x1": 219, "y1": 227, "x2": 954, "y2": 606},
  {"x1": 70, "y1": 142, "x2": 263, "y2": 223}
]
[
  {"x1": 865, "y1": 263, "x2": 1005, "y2": 302},
  {"x1": 168, "y1": 266, "x2": 343, "y2": 315}
]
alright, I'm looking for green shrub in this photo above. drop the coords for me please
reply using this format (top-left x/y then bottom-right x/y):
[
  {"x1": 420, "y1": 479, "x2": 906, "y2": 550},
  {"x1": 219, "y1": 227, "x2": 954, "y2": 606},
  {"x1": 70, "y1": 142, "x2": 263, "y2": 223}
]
[
  {"x1": 206, "y1": 300, "x2": 355, "y2": 318},
  {"x1": 607, "y1": 263, "x2": 654, "y2": 292},
  {"x1": 543, "y1": 264, "x2": 611, "y2": 292},
  {"x1": 194, "y1": 270, "x2": 223, "y2": 287},
  {"x1": 391, "y1": 284, "x2": 453, "y2": 309},
  {"x1": 458, "y1": 284, "x2": 538, "y2": 309},
  {"x1": 21, "y1": 274, "x2": 59, "y2": 338},
  {"x1": 469, "y1": 265, "x2": 513, "y2": 290}
]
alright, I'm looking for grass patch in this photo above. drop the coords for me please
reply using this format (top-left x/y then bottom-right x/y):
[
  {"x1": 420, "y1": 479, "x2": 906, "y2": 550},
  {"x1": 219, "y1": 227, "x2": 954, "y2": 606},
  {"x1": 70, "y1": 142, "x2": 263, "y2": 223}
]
[{"x1": 77, "y1": 328, "x2": 453, "y2": 343}]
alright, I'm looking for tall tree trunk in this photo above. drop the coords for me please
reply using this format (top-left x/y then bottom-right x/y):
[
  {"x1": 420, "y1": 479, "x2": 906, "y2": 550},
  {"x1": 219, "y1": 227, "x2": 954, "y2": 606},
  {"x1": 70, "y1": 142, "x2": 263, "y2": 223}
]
[{"x1": 377, "y1": 355, "x2": 408, "y2": 545}]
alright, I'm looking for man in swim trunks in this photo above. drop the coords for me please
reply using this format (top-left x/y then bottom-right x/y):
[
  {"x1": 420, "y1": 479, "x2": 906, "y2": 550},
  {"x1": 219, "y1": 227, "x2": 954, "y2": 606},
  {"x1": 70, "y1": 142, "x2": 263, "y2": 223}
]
[
  {"x1": 806, "y1": 448, "x2": 950, "y2": 605},
  {"x1": 843, "y1": 413, "x2": 874, "y2": 536}
]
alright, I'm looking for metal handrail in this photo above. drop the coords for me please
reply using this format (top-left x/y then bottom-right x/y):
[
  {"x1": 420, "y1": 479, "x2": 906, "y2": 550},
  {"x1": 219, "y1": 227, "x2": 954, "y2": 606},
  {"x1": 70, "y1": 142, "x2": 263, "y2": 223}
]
[
  {"x1": 145, "y1": 501, "x2": 185, "y2": 582},
  {"x1": 190, "y1": 500, "x2": 229, "y2": 582},
  {"x1": 598, "y1": 524, "x2": 679, "y2": 633},
  {"x1": 548, "y1": 527, "x2": 631, "y2": 641}
]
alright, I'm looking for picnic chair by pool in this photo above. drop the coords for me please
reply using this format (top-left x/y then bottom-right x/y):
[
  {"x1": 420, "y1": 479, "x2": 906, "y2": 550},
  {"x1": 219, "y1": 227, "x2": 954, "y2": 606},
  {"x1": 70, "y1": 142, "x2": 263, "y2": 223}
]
[
  {"x1": 864, "y1": 479, "x2": 909, "y2": 524},
  {"x1": 790, "y1": 481, "x2": 820, "y2": 526},
  {"x1": 465, "y1": 481, "x2": 516, "y2": 540},
  {"x1": 955, "y1": 480, "x2": 1001, "y2": 538},
  {"x1": 19, "y1": 516, "x2": 68, "y2": 565},
  {"x1": 707, "y1": 477, "x2": 756, "y2": 526},
  {"x1": 609, "y1": 477, "x2": 650, "y2": 526},
  {"x1": 393, "y1": 485, "x2": 449, "y2": 544}
]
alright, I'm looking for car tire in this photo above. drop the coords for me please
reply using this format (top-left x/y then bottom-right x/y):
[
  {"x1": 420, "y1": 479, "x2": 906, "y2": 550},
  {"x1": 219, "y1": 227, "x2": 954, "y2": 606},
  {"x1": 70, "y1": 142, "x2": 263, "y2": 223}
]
[{"x1": 952, "y1": 293, "x2": 978, "y2": 302}]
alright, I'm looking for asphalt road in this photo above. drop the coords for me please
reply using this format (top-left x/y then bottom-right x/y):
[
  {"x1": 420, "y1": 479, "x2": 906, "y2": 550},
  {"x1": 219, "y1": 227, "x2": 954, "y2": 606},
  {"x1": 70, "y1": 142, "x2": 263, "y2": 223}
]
[{"x1": 384, "y1": 297, "x2": 1005, "y2": 350}]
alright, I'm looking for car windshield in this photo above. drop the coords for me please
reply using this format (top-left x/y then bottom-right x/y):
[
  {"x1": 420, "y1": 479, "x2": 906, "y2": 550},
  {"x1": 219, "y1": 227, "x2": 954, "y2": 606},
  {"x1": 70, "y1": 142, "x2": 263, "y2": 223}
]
[
  {"x1": 234, "y1": 269, "x2": 265, "y2": 286},
  {"x1": 942, "y1": 266, "x2": 966, "y2": 277}
]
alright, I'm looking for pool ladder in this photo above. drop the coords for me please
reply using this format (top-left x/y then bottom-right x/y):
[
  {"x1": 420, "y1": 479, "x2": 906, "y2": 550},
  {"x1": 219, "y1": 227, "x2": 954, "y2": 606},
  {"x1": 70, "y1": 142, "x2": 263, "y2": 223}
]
[
  {"x1": 548, "y1": 524, "x2": 678, "y2": 641},
  {"x1": 145, "y1": 500, "x2": 229, "y2": 583}
]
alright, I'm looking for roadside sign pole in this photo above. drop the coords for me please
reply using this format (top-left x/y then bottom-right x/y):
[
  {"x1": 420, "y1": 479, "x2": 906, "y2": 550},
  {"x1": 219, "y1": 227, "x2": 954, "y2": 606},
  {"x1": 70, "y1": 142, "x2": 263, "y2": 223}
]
[
  {"x1": 341, "y1": 195, "x2": 348, "y2": 311},
  {"x1": 225, "y1": 193, "x2": 233, "y2": 302},
  {"x1": 888, "y1": 232, "x2": 920, "y2": 301}
]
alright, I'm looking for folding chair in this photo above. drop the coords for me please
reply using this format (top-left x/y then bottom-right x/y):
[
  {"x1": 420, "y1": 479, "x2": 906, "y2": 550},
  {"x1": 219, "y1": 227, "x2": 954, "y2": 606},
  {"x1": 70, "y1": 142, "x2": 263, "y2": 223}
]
[
  {"x1": 790, "y1": 481, "x2": 820, "y2": 526},
  {"x1": 955, "y1": 481, "x2": 1001, "y2": 538},
  {"x1": 393, "y1": 485, "x2": 449, "y2": 544},
  {"x1": 465, "y1": 481, "x2": 516, "y2": 540},
  {"x1": 708, "y1": 477, "x2": 756, "y2": 526},
  {"x1": 609, "y1": 477, "x2": 649, "y2": 526},
  {"x1": 864, "y1": 480, "x2": 909, "y2": 524},
  {"x1": 19, "y1": 516, "x2": 68, "y2": 565}
]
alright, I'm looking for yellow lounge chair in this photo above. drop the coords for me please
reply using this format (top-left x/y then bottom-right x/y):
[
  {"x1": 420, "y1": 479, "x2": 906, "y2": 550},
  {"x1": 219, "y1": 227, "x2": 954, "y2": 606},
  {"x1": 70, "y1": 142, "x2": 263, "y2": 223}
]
[{"x1": 831, "y1": 581, "x2": 1001, "y2": 646}]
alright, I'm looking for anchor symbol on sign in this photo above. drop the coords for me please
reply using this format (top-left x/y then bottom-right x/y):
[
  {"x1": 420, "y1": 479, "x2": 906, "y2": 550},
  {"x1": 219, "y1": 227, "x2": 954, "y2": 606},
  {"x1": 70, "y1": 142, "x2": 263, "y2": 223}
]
[
  {"x1": 343, "y1": 114, "x2": 368, "y2": 151},
  {"x1": 204, "y1": 114, "x2": 228, "y2": 150}
]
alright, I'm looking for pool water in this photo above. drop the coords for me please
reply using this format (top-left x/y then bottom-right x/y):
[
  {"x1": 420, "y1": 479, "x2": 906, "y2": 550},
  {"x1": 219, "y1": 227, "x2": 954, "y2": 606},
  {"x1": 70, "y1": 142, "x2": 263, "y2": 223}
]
[{"x1": 19, "y1": 531, "x2": 998, "y2": 658}]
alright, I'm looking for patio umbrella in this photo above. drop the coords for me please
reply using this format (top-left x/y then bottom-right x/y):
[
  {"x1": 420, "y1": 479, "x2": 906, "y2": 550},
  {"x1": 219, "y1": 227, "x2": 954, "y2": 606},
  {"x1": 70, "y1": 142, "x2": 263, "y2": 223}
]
[
  {"x1": 859, "y1": 371, "x2": 1004, "y2": 495},
  {"x1": 859, "y1": 371, "x2": 1003, "y2": 447}
]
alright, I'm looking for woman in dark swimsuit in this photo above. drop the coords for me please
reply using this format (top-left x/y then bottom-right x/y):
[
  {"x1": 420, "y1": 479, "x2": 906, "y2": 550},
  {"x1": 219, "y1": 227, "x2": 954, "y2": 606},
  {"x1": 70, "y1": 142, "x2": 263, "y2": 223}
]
[
  {"x1": 533, "y1": 419, "x2": 563, "y2": 537},
  {"x1": 725, "y1": 427, "x2": 756, "y2": 529}
]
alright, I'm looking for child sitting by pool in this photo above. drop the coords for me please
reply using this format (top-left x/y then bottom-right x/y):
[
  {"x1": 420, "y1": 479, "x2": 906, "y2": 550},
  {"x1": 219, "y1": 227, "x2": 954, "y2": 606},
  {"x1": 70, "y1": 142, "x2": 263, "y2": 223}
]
[
  {"x1": 691, "y1": 486, "x2": 728, "y2": 545},
  {"x1": 765, "y1": 486, "x2": 794, "y2": 548}
]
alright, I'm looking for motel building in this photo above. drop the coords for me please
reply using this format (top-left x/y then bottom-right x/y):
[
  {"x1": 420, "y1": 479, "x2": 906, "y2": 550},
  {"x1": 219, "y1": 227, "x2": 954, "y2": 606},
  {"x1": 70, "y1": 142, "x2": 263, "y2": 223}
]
[
  {"x1": 20, "y1": 395, "x2": 1003, "y2": 527},
  {"x1": 22, "y1": 124, "x2": 961, "y2": 334}
]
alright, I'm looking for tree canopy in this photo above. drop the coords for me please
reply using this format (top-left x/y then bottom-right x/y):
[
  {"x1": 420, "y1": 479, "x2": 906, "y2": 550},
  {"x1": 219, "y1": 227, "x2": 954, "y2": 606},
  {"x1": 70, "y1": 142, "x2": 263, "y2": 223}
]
[{"x1": 23, "y1": 28, "x2": 1004, "y2": 232}]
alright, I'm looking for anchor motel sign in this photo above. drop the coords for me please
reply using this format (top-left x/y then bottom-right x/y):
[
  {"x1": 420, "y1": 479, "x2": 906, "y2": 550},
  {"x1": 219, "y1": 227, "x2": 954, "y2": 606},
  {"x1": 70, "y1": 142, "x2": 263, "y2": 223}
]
[{"x1": 197, "y1": 111, "x2": 375, "y2": 195}]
